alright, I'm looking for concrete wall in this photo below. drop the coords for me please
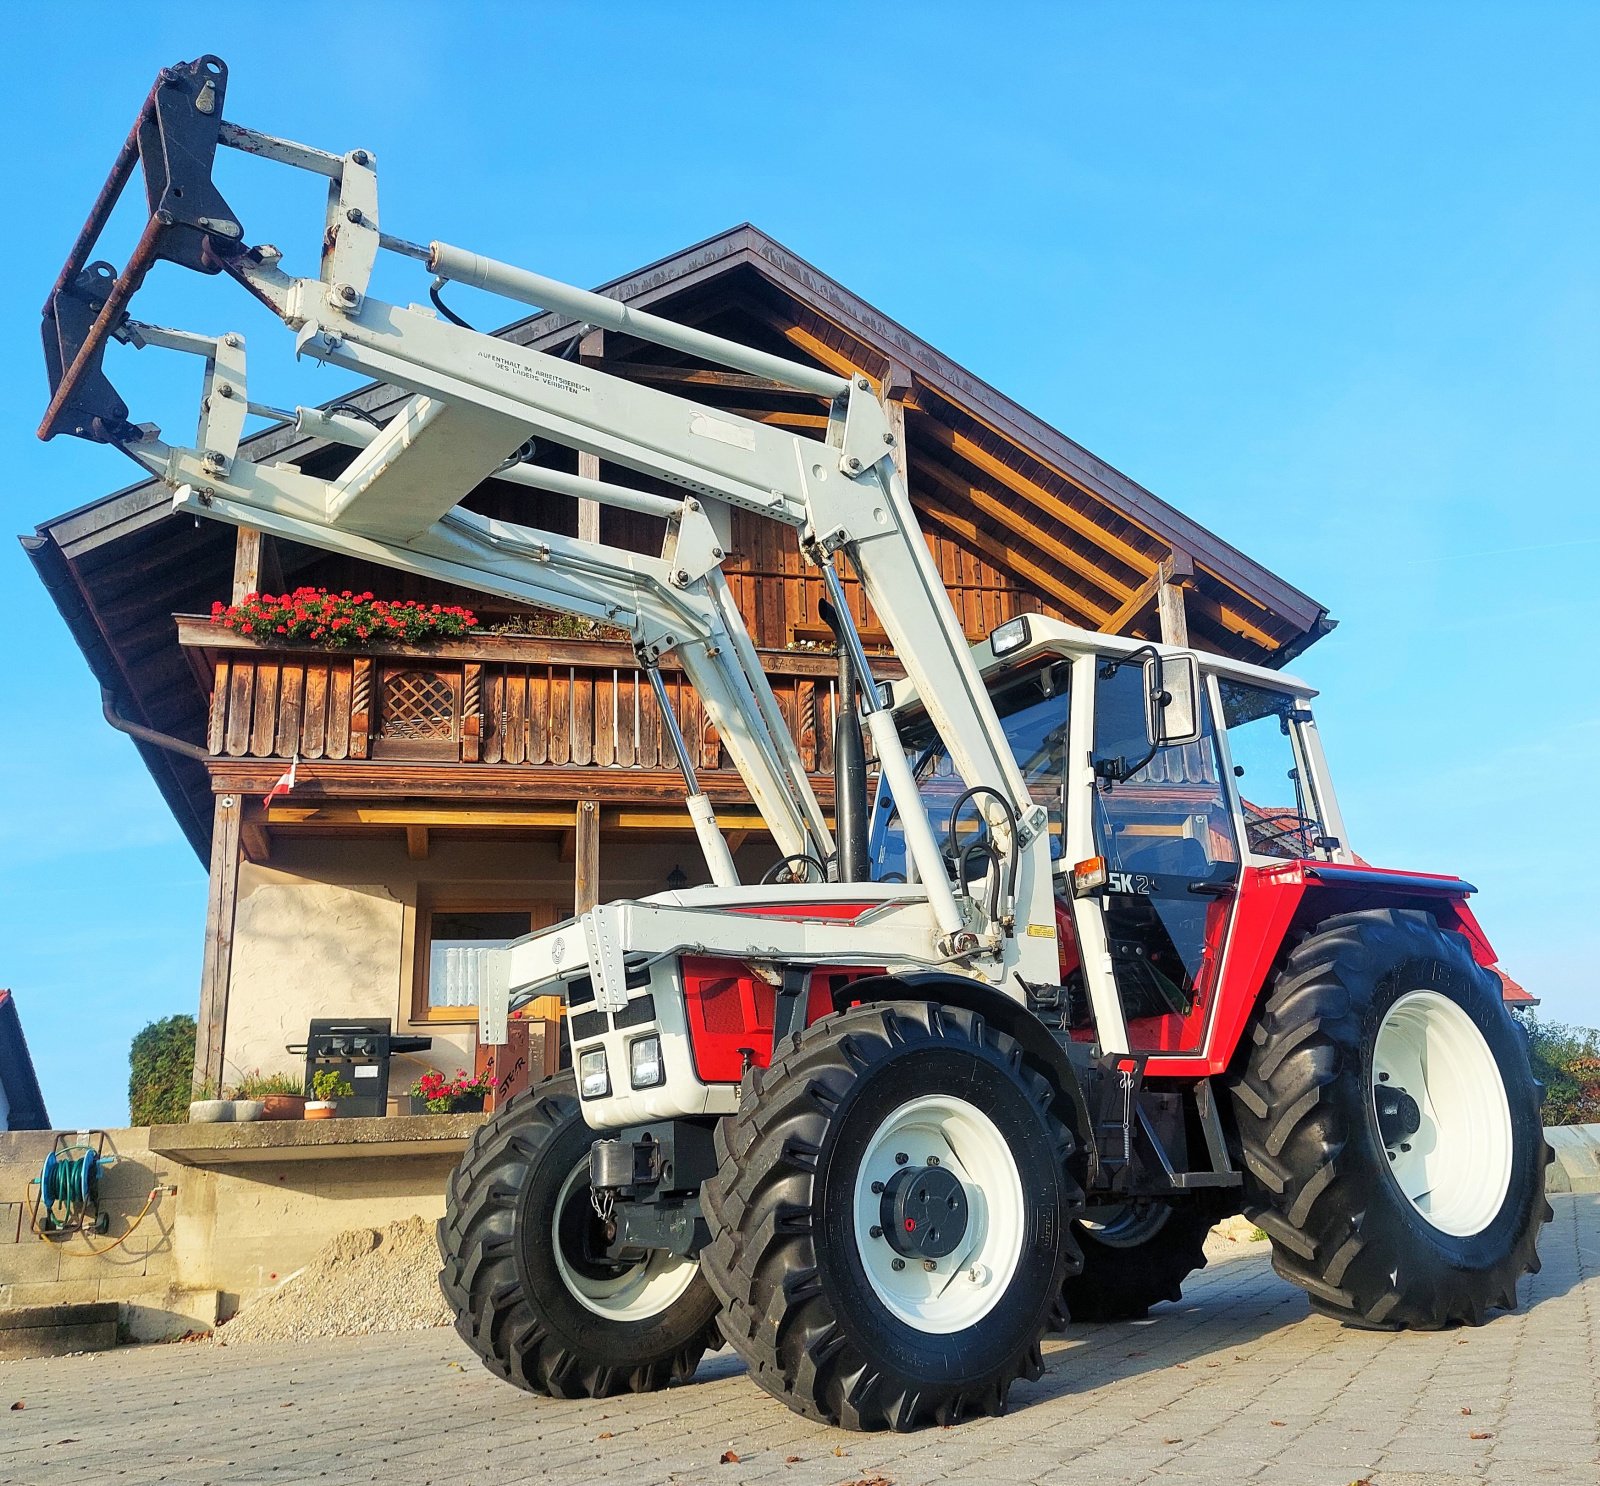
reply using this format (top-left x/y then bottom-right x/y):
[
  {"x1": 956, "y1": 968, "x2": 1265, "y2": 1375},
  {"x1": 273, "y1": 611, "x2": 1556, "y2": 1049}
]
[
  {"x1": 220, "y1": 832, "x2": 772, "y2": 1086},
  {"x1": 0, "y1": 1121, "x2": 471, "y2": 1342}
]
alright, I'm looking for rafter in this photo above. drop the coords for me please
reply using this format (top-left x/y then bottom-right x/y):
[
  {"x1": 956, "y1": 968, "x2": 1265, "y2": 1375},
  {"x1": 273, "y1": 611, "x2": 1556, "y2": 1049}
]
[
  {"x1": 917, "y1": 417, "x2": 1156, "y2": 578},
  {"x1": 915, "y1": 456, "x2": 1136, "y2": 605},
  {"x1": 914, "y1": 493, "x2": 1109, "y2": 627}
]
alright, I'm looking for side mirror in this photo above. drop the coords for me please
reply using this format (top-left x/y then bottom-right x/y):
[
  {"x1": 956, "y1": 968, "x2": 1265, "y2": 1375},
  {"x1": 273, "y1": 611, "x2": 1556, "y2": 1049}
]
[{"x1": 1144, "y1": 653, "x2": 1202, "y2": 747}]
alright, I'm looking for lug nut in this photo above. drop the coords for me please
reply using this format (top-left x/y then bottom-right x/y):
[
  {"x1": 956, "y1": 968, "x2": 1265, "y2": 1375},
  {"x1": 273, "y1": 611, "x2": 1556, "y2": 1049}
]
[
  {"x1": 894, "y1": 1152, "x2": 908, "y2": 1166},
  {"x1": 891, "y1": 1258, "x2": 905, "y2": 1272},
  {"x1": 1378, "y1": 1072, "x2": 1390, "y2": 1082},
  {"x1": 926, "y1": 1155, "x2": 940, "y2": 1167},
  {"x1": 869, "y1": 1225, "x2": 883, "y2": 1239},
  {"x1": 923, "y1": 1260, "x2": 937, "y2": 1273},
  {"x1": 870, "y1": 1180, "x2": 884, "y2": 1194}
]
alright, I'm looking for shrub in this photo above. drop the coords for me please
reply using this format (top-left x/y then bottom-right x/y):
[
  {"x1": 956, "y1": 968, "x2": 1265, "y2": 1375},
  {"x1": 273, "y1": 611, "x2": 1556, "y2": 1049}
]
[
  {"x1": 1517, "y1": 1013, "x2": 1600, "y2": 1127},
  {"x1": 128, "y1": 1015, "x2": 198, "y2": 1126}
]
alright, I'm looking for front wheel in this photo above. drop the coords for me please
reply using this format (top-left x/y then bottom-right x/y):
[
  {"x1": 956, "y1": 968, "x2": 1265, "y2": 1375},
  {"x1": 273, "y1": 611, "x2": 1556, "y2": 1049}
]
[
  {"x1": 701, "y1": 1002, "x2": 1083, "y2": 1431},
  {"x1": 1232, "y1": 908, "x2": 1551, "y2": 1329},
  {"x1": 438, "y1": 1074, "x2": 722, "y2": 1396},
  {"x1": 1060, "y1": 1197, "x2": 1221, "y2": 1322}
]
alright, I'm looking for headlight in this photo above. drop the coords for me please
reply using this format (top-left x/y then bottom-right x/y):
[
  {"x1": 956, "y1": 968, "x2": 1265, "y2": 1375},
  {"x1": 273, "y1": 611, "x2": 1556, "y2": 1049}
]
[
  {"x1": 629, "y1": 1035, "x2": 664, "y2": 1089},
  {"x1": 989, "y1": 616, "x2": 1031, "y2": 657},
  {"x1": 578, "y1": 1048, "x2": 610, "y2": 1099}
]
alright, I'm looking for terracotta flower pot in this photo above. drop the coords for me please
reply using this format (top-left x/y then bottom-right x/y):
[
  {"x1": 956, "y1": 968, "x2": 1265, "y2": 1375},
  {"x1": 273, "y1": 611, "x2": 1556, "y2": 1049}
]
[
  {"x1": 304, "y1": 1100, "x2": 338, "y2": 1120},
  {"x1": 261, "y1": 1094, "x2": 309, "y2": 1120}
]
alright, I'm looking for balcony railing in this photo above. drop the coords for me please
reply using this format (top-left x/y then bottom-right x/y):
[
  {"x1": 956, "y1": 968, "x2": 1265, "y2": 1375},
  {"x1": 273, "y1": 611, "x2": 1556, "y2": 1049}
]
[{"x1": 176, "y1": 618, "x2": 871, "y2": 780}]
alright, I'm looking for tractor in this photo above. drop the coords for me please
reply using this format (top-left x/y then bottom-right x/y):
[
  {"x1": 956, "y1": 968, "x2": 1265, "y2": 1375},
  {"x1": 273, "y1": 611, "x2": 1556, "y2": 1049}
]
[{"x1": 39, "y1": 55, "x2": 1549, "y2": 1432}]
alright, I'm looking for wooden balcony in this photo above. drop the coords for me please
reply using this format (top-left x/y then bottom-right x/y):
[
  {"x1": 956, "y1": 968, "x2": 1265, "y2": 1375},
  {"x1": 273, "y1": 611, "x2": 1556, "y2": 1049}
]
[{"x1": 176, "y1": 617, "x2": 872, "y2": 807}]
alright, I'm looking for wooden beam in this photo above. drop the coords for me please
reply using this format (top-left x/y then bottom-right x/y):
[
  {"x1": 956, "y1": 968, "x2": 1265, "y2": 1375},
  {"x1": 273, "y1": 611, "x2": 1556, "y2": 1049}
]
[
  {"x1": 558, "y1": 828, "x2": 576, "y2": 863},
  {"x1": 195, "y1": 793, "x2": 243, "y2": 1094},
  {"x1": 577, "y1": 331, "x2": 605, "y2": 544},
  {"x1": 918, "y1": 420, "x2": 1156, "y2": 578},
  {"x1": 712, "y1": 408, "x2": 830, "y2": 430},
  {"x1": 574, "y1": 799, "x2": 600, "y2": 914},
  {"x1": 618, "y1": 363, "x2": 814, "y2": 396},
  {"x1": 1157, "y1": 549, "x2": 1195, "y2": 648},
  {"x1": 240, "y1": 820, "x2": 272, "y2": 864},
  {"x1": 1184, "y1": 585, "x2": 1280, "y2": 652},
  {"x1": 884, "y1": 364, "x2": 911, "y2": 484},
  {"x1": 1099, "y1": 572, "x2": 1162, "y2": 636},
  {"x1": 915, "y1": 458, "x2": 1130, "y2": 610},
  {"x1": 231, "y1": 527, "x2": 262, "y2": 603},
  {"x1": 726, "y1": 829, "x2": 752, "y2": 855},
  {"x1": 914, "y1": 492, "x2": 1108, "y2": 628},
  {"x1": 267, "y1": 804, "x2": 576, "y2": 828},
  {"x1": 405, "y1": 824, "x2": 430, "y2": 860}
]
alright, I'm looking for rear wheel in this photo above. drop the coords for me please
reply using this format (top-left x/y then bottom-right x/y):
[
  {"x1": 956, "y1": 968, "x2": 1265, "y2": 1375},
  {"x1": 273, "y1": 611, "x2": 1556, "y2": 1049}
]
[
  {"x1": 1060, "y1": 1198, "x2": 1219, "y2": 1322},
  {"x1": 438, "y1": 1074, "x2": 722, "y2": 1396},
  {"x1": 701, "y1": 1001, "x2": 1083, "y2": 1430},
  {"x1": 1232, "y1": 908, "x2": 1550, "y2": 1329}
]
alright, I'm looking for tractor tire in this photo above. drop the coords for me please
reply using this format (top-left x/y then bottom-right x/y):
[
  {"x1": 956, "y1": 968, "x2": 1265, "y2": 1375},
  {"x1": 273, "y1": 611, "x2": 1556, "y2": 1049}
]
[
  {"x1": 1232, "y1": 908, "x2": 1550, "y2": 1329},
  {"x1": 701, "y1": 1001, "x2": 1083, "y2": 1431},
  {"x1": 1060, "y1": 1198, "x2": 1220, "y2": 1322},
  {"x1": 438, "y1": 1074, "x2": 722, "y2": 1397}
]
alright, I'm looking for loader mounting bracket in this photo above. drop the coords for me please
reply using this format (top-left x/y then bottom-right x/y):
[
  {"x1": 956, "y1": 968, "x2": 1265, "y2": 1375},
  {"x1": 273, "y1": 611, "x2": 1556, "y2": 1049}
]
[{"x1": 39, "y1": 54, "x2": 241, "y2": 443}]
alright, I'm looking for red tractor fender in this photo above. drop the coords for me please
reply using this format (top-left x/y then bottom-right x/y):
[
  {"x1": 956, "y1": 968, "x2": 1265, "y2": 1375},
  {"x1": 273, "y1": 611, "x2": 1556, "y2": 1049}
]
[{"x1": 1149, "y1": 861, "x2": 1497, "y2": 1079}]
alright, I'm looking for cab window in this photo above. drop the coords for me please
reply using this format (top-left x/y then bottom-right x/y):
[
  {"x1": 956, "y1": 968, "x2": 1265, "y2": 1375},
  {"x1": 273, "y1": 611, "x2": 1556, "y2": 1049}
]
[
  {"x1": 1218, "y1": 680, "x2": 1323, "y2": 859},
  {"x1": 869, "y1": 665, "x2": 1068, "y2": 880}
]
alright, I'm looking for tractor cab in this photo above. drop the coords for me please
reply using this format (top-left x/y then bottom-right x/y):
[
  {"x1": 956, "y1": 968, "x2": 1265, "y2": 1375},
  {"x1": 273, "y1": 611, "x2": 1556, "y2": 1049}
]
[{"x1": 869, "y1": 614, "x2": 1353, "y2": 1060}]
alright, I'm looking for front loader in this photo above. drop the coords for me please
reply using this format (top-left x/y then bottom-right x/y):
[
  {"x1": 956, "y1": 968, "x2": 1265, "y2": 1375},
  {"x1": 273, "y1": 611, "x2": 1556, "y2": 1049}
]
[{"x1": 40, "y1": 57, "x2": 1550, "y2": 1431}]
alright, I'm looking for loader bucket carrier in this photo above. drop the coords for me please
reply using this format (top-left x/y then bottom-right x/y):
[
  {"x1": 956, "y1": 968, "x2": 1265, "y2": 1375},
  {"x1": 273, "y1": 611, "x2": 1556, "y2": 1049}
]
[{"x1": 42, "y1": 57, "x2": 1550, "y2": 1432}]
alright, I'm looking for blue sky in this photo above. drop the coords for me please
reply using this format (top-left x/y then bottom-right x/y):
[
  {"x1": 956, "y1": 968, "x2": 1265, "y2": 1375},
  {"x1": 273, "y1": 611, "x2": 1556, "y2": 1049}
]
[{"x1": 3, "y1": 4, "x2": 1596, "y2": 1128}]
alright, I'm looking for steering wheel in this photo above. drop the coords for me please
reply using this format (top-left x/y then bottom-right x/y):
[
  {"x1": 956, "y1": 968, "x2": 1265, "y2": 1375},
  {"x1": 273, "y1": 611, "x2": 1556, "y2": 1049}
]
[{"x1": 1247, "y1": 812, "x2": 1321, "y2": 855}]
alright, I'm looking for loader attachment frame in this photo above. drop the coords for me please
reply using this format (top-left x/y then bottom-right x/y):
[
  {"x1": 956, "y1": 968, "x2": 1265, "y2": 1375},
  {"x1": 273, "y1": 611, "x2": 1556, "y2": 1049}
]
[{"x1": 35, "y1": 54, "x2": 1111, "y2": 1041}]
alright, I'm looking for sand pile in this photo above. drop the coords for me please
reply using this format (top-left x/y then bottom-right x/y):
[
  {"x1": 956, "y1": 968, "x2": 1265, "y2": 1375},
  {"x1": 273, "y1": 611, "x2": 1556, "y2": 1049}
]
[{"x1": 217, "y1": 1215, "x2": 452, "y2": 1345}]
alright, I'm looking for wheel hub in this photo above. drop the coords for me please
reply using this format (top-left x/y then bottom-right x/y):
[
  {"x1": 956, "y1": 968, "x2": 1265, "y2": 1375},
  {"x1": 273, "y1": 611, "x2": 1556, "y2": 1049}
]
[
  {"x1": 881, "y1": 1163, "x2": 969, "y2": 1259},
  {"x1": 1374, "y1": 1083, "x2": 1422, "y2": 1148}
]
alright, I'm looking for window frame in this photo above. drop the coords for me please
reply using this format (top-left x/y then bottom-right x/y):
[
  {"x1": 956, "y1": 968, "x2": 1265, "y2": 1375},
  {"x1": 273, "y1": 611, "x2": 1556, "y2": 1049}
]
[{"x1": 409, "y1": 897, "x2": 560, "y2": 1025}]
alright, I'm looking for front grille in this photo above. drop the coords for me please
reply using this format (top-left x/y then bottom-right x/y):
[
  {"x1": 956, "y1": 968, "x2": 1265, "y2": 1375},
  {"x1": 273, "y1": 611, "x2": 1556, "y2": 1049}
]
[{"x1": 613, "y1": 996, "x2": 657, "y2": 1030}]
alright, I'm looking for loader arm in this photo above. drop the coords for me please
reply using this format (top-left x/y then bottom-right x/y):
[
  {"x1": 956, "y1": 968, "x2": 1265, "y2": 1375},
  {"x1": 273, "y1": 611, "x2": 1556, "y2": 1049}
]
[{"x1": 38, "y1": 55, "x2": 1066, "y2": 991}]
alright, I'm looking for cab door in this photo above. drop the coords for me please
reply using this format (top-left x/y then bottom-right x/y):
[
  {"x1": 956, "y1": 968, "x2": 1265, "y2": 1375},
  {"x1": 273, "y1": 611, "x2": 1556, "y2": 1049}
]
[{"x1": 1085, "y1": 656, "x2": 1241, "y2": 1055}]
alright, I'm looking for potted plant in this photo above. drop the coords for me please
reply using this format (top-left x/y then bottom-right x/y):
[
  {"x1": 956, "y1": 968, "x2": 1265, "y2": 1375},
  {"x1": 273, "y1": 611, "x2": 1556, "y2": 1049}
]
[
  {"x1": 188, "y1": 1079, "x2": 231, "y2": 1123},
  {"x1": 307, "y1": 1068, "x2": 354, "y2": 1119},
  {"x1": 237, "y1": 1070, "x2": 309, "y2": 1121},
  {"x1": 410, "y1": 1068, "x2": 491, "y2": 1114}
]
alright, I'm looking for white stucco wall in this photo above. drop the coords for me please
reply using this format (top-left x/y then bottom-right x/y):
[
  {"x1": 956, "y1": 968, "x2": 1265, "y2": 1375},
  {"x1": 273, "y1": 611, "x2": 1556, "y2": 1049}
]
[{"x1": 219, "y1": 831, "x2": 774, "y2": 1091}]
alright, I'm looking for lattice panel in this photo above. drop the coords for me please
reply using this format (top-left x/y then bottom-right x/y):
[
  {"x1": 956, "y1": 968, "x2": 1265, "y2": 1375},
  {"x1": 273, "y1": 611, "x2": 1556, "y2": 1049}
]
[{"x1": 382, "y1": 669, "x2": 458, "y2": 740}]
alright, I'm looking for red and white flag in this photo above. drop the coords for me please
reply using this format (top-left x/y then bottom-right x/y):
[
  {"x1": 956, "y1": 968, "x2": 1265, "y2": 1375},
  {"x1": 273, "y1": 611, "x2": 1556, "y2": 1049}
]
[{"x1": 262, "y1": 753, "x2": 299, "y2": 810}]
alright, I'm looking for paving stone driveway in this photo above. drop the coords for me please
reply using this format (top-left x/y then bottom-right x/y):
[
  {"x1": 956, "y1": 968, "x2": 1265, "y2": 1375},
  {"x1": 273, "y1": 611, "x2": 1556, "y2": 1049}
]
[{"x1": 2, "y1": 1194, "x2": 1594, "y2": 1486}]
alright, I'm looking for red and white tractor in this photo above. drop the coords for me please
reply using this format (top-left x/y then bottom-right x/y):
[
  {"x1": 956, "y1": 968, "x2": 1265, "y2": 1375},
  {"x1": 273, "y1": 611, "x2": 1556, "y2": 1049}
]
[{"x1": 42, "y1": 56, "x2": 1550, "y2": 1432}]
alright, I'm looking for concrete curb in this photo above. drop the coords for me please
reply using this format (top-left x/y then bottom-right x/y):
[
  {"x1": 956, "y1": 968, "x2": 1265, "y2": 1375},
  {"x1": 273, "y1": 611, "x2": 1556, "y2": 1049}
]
[{"x1": 1546, "y1": 1123, "x2": 1600, "y2": 1194}]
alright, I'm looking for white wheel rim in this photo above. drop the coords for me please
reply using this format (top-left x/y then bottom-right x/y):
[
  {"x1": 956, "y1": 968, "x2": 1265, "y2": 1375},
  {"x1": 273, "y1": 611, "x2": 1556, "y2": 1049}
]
[
  {"x1": 851, "y1": 1094, "x2": 1026, "y2": 1334},
  {"x1": 551, "y1": 1161, "x2": 699, "y2": 1321},
  {"x1": 1082, "y1": 1201, "x2": 1172, "y2": 1249},
  {"x1": 1372, "y1": 990, "x2": 1513, "y2": 1238}
]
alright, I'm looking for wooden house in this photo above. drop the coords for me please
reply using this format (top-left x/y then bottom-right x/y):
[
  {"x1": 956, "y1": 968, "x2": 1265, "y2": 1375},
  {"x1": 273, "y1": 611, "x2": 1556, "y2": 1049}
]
[{"x1": 24, "y1": 226, "x2": 1333, "y2": 1095}]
